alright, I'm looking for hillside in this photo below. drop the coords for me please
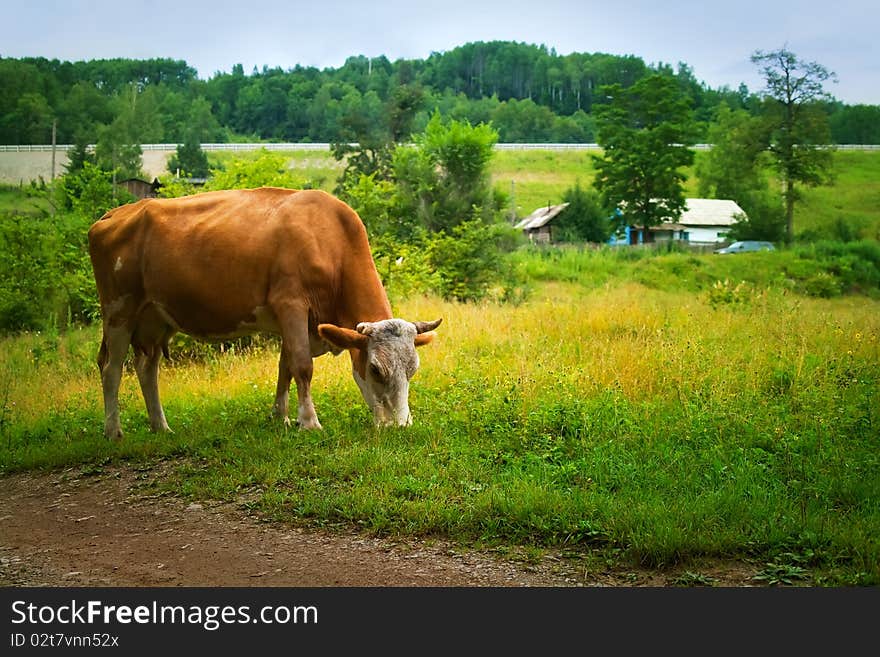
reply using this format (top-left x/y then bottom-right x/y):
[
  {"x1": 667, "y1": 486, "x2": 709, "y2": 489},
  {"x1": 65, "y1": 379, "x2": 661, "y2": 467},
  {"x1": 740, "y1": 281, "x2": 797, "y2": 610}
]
[{"x1": 2, "y1": 146, "x2": 879, "y2": 241}]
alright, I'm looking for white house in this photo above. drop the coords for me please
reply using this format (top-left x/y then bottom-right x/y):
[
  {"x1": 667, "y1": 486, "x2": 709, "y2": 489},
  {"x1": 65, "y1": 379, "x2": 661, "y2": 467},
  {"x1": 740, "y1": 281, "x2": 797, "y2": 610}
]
[{"x1": 610, "y1": 198, "x2": 745, "y2": 245}]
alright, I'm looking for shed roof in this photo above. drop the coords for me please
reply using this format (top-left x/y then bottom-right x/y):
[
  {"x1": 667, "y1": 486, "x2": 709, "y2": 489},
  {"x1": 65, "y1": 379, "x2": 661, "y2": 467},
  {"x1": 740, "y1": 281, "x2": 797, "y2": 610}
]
[{"x1": 514, "y1": 202, "x2": 570, "y2": 230}]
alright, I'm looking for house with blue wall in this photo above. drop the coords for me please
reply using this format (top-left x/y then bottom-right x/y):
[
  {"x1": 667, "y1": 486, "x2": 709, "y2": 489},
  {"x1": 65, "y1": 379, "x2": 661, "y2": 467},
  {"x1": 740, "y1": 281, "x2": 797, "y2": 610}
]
[{"x1": 608, "y1": 199, "x2": 745, "y2": 246}]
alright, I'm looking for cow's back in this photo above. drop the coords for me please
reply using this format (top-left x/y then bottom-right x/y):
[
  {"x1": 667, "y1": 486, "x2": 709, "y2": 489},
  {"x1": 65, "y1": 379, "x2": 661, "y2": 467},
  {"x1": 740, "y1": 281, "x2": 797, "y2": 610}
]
[{"x1": 88, "y1": 187, "x2": 382, "y2": 338}]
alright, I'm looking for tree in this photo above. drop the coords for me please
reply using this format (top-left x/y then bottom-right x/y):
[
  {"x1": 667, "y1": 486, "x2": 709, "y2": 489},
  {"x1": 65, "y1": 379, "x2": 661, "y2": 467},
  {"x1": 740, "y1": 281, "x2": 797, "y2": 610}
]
[
  {"x1": 697, "y1": 105, "x2": 768, "y2": 201},
  {"x1": 554, "y1": 183, "x2": 612, "y2": 243},
  {"x1": 696, "y1": 105, "x2": 785, "y2": 242},
  {"x1": 95, "y1": 119, "x2": 144, "y2": 181},
  {"x1": 62, "y1": 161, "x2": 121, "y2": 220},
  {"x1": 592, "y1": 74, "x2": 696, "y2": 231},
  {"x1": 393, "y1": 112, "x2": 499, "y2": 234},
  {"x1": 829, "y1": 104, "x2": 880, "y2": 144},
  {"x1": 751, "y1": 47, "x2": 836, "y2": 242},
  {"x1": 168, "y1": 135, "x2": 210, "y2": 178}
]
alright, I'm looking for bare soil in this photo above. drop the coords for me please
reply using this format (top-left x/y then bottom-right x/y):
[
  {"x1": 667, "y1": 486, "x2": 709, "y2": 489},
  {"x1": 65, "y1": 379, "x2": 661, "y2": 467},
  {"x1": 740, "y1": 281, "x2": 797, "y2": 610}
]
[{"x1": 0, "y1": 463, "x2": 759, "y2": 587}]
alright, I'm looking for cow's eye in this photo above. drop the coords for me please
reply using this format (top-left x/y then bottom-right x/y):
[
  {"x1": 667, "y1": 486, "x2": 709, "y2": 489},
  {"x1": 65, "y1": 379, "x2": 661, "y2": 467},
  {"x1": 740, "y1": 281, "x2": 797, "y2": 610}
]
[{"x1": 369, "y1": 362, "x2": 386, "y2": 383}]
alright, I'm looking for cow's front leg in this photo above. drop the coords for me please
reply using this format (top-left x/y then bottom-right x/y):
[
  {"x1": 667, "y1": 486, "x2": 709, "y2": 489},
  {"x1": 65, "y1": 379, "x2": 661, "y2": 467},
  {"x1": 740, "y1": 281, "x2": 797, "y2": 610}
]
[
  {"x1": 291, "y1": 351, "x2": 321, "y2": 430},
  {"x1": 134, "y1": 346, "x2": 171, "y2": 433},
  {"x1": 275, "y1": 306, "x2": 322, "y2": 430}
]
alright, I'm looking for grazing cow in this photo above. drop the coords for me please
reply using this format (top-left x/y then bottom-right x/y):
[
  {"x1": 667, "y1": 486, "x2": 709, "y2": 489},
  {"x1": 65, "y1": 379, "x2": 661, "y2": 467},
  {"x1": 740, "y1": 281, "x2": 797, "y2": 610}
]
[{"x1": 87, "y1": 187, "x2": 441, "y2": 439}]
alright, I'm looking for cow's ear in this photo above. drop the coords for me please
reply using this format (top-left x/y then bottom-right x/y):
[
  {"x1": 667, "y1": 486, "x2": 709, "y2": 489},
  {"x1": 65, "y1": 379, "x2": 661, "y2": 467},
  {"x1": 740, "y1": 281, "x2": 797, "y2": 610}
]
[
  {"x1": 414, "y1": 331, "x2": 436, "y2": 347},
  {"x1": 318, "y1": 324, "x2": 369, "y2": 350}
]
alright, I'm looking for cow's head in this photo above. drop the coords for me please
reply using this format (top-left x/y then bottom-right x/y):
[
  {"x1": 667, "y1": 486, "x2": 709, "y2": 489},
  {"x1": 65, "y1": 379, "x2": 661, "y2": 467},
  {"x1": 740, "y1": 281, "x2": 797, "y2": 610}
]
[{"x1": 317, "y1": 318, "x2": 441, "y2": 427}]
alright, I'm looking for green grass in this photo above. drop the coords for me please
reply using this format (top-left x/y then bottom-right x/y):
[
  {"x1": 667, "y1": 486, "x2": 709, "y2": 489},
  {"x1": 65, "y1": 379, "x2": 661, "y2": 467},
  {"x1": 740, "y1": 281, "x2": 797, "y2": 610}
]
[
  {"x1": 0, "y1": 184, "x2": 52, "y2": 216},
  {"x1": 490, "y1": 148, "x2": 601, "y2": 216},
  {"x1": 795, "y1": 151, "x2": 880, "y2": 240},
  {"x1": 2, "y1": 272, "x2": 878, "y2": 585},
  {"x1": 512, "y1": 239, "x2": 880, "y2": 298}
]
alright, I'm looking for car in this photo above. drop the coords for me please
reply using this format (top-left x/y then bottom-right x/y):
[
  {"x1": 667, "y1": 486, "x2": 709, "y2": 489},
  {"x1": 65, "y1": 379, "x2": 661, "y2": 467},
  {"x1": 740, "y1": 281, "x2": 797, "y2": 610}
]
[{"x1": 714, "y1": 240, "x2": 776, "y2": 254}]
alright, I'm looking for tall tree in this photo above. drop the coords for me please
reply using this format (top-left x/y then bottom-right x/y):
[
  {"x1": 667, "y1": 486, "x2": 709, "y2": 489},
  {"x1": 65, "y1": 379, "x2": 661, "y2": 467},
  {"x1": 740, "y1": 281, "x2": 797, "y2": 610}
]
[
  {"x1": 592, "y1": 74, "x2": 696, "y2": 231},
  {"x1": 697, "y1": 105, "x2": 769, "y2": 201},
  {"x1": 751, "y1": 47, "x2": 836, "y2": 242},
  {"x1": 697, "y1": 105, "x2": 784, "y2": 242}
]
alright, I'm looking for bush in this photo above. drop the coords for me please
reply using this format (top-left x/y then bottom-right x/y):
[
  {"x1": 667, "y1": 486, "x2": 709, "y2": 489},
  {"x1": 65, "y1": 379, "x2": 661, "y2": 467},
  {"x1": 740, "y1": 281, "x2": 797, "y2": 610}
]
[
  {"x1": 795, "y1": 240, "x2": 880, "y2": 293},
  {"x1": 426, "y1": 220, "x2": 524, "y2": 302},
  {"x1": 370, "y1": 233, "x2": 438, "y2": 302},
  {"x1": 707, "y1": 279, "x2": 759, "y2": 307},
  {"x1": 800, "y1": 272, "x2": 842, "y2": 298},
  {"x1": 0, "y1": 211, "x2": 97, "y2": 332},
  {"x1": 555, "y1": 182, "x2": 612, "y2": 243}
]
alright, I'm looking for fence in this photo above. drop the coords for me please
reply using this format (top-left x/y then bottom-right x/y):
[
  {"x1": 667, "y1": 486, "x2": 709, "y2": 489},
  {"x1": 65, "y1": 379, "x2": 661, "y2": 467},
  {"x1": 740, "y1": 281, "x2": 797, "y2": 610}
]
[{"x1": 2, "y1": 143, "x2": 879, "y2": 152}]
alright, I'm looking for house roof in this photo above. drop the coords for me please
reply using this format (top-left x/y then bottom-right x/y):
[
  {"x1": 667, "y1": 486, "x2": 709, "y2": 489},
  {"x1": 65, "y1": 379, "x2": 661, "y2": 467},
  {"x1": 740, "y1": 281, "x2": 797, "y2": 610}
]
[
  {"x1": 118, "y1": 177, "x2": 162, "y2": 187},
  {"x1": 514, "y1": 203, "x2": 570, "y2": 230},
  {"x1": 677, "y1": 198, "x2": 745, "y2": 227}
]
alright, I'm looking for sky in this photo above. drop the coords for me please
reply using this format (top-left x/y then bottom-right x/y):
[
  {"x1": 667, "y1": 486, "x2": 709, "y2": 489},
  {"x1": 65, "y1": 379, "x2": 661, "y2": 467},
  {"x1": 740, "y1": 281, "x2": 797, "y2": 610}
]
[{"x1": 4, "y1": 0, "x2": 879, "y2": 104}]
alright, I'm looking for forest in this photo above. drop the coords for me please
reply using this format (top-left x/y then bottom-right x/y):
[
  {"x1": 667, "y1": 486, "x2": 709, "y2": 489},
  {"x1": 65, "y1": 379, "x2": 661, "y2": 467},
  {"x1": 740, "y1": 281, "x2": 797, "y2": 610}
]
[{"x1": 2, "y1": 40, "x2": 879, "y2": 146}]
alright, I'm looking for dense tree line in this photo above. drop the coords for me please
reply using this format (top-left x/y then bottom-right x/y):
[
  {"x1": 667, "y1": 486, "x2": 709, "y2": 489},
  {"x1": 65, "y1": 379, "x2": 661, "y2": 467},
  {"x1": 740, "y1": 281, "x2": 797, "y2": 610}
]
[{"x1": 2, "y1": 41, "x2": 877, "y2": 146}]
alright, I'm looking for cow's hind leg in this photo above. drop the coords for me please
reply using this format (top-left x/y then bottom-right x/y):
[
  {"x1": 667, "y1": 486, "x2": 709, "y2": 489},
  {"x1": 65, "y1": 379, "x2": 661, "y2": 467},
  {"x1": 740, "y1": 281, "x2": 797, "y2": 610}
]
[
  {"x1": 134, "y1": 346, "x2": 171, "y2": 433},
  {"x1": 273, "y1": 352, "x2": 293, "y2": 426},
  {"x1": 99, "y1": 325, "x2": 132, "y2": 440}
]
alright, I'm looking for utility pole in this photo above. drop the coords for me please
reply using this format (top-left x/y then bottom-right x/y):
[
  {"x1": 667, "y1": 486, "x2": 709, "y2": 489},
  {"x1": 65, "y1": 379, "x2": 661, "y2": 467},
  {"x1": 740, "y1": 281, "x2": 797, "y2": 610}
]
[
  {"x1": 50, "y1": 118, "x2": 57, "y2": 181},
  {"x1": 510, "y1": 180, "x2": 517, "y2": 224},
  {"x1": 50, "y1": 118, "x2": 58, "y2": 217}
]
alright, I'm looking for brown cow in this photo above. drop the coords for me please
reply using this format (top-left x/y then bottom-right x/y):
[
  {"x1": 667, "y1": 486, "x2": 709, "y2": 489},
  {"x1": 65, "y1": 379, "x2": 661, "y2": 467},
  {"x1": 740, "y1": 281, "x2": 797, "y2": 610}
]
[{"x1": 87, "y1": 187, "x2": 441, "y2": 439}]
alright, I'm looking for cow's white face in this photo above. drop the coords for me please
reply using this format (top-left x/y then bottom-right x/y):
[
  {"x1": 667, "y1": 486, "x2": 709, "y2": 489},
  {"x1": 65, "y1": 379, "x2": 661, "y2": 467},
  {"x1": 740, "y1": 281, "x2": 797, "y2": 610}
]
[
  {"x1": 353, "y1": 320, "x2": 420, "y2": 426},
  {"x1": 317, "y1": 318, "x2": 441, "y2": 427}
]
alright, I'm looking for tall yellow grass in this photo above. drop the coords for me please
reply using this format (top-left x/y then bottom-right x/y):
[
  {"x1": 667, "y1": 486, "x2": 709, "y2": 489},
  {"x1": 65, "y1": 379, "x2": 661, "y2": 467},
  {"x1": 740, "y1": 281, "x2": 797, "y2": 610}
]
[{"x1": 3, "y1": 282, "x2": 877, "y2": 430}]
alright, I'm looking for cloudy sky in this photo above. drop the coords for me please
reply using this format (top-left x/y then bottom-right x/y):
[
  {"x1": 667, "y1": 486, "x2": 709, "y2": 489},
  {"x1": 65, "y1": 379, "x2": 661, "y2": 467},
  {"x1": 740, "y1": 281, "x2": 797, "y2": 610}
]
[{"x1": 4, "y1": 0, "x2": 878, "y2": 104}]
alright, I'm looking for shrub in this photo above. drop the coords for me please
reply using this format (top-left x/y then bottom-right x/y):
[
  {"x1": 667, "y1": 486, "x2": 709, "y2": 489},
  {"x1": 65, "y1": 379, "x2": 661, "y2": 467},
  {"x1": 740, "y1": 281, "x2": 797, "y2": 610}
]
[
  {"x1": 707, "y1": 279, "x2": 757, "y2": 307},
  {"x1": 0, "y1": 211, "x2": 97, "y2": 332},
  {"x1": 801, "y1": 272, "x2": 842, "y2": 298},
  {"x1": 555, "y1": 182, "x2": 612, "y2": 243},
  {"x1": 426, "y1": 220, "x2": 524, "y2": 302}
]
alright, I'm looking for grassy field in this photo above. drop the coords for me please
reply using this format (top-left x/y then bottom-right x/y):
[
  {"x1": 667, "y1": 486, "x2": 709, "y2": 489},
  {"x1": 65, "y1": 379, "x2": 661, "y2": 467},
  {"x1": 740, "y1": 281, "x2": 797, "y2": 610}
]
[
  {"x1": 0, "y1": 185, "x2": 53, "y2": 216},
  {"x1": 2, "y1": 265, "x2": 878, "y2": 585},
  {"x1": 1, "y1": 148, "x2": 879, "y2": 585},
  {"x1": 490, "y1": 149, "x2": 880, "y2": 241}
]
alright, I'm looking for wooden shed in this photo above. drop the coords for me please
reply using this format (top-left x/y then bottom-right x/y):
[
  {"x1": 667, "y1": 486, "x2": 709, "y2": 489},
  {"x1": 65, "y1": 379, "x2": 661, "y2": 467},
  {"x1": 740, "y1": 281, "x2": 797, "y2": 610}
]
[
  {"x1": 118, "y1": 177, "x2": 162, "y2": 199},
  {"x1": 514, "y1": 203, "x2": 570, "y2": 243}
]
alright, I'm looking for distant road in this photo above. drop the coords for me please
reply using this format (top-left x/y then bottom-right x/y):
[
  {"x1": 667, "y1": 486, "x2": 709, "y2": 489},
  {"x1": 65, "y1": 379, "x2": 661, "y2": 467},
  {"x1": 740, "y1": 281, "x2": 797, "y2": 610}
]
[{"x1": 1, "y1": 143, "x2": 877, "y2": 184}]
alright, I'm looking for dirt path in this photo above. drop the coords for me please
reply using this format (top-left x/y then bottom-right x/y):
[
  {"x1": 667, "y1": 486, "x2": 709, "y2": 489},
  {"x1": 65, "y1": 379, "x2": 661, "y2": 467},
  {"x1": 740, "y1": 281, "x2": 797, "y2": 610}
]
[{"x1": 0, "y1": 464, "x2": 757, "y2": 587}]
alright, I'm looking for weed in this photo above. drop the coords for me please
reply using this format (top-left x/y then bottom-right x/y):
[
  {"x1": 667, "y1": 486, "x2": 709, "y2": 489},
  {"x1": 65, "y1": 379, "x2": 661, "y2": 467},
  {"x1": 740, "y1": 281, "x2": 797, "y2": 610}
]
[
  {"x1": 752, "y1": 562, "x2": 810, "y2": 586},
  {"x1": 670, "y1": 571, "x2": 718, "y2": 587}
]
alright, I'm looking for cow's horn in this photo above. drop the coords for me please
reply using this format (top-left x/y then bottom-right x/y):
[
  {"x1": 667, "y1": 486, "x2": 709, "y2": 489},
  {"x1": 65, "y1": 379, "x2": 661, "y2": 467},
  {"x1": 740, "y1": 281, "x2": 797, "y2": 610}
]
[
  {"x1": 356, "y1": 322, "x2": 374, "y2": 335},
  {"x1": 413, "y1": 319, "x2": 442, "y2": 334}
]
